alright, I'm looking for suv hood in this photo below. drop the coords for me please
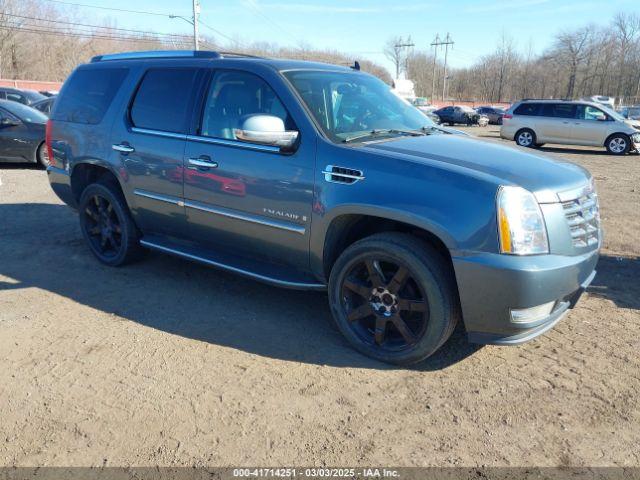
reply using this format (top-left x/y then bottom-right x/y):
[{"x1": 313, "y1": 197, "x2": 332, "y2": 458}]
[{"x1": 361, "y1": 134, "x2": 590, "y2": 202}]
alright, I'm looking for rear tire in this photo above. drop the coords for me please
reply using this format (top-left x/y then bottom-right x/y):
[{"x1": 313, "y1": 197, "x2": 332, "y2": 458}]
[
  {"x1": 328, "y1": 233, "x2": 460, "y2": 365},
  {"x1": 78, "y1": 178, "x2": 142, "y2": 266},
  {"x1": 36, "y1": 142, "x2": 50, "y2": 168},
  {"x1": 515, "y1": 128, "x2": 536, "y2": 148},
  {"x1": 605, "y1": 134, "x2": 631, "y2": 155}
]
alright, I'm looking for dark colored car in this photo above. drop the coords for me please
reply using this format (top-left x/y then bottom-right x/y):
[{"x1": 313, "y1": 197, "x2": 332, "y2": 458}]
[
  {"x1": 476, "y1": 106, "x2": 506, "y2": 125},
  {"x1": 32, "y1": 96, "x2": 56, "y2": 116},
  {"x1": 46, "y1": 50, "x2": 599, "y2": 365},
  {"x1": 433, "y1": 105, "x2": 481, "y2": 125},
  {"x1": 0, "y1": 87, "x2": 47, "y2": 106},
  {"x1": 0, "y1": 99, "x2": 49, "y2": 165}
]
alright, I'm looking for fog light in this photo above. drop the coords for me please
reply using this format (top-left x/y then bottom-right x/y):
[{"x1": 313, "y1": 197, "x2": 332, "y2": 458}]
[{"x1": 510, "y1": 301, "x2": 556, "y2": 324}]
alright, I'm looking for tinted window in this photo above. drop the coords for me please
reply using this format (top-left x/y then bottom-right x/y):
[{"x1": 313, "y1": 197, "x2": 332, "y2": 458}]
[
  {"x1": 513, "y1": 103, "x2": 541, "y2": 116},
  {"x1": 2, "y1": 101, "x2": 48, "y2": 123},
  {"x1": 541, "y1": 103, "x2": 576, "y2": 118},
  {"x1": 131, "y1": 68, "x2": 199, "y2": 133},
  {"x1": 53, "y1": 68, "x2": 127, "y2": 124},
  {"x1": 201, "y1": 70, "x2": 293, "y2": 139}
]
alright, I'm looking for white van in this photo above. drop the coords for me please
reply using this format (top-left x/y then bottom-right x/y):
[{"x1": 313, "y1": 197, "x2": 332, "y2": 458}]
[{"x1": 501, "y1": 99, "x2": 640, "y2": 155}]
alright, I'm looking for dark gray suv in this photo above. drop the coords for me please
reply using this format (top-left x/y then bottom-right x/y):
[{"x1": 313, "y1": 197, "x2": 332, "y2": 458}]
[{"x1": 46, "y1": 51, "x2": 600, "y2": 365}]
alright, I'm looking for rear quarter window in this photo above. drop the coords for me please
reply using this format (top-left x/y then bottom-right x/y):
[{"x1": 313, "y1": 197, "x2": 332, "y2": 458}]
[
  {"x1": 52, "y1": 67, "x2": 128, "y2": 124},
  {"x1": 130, "y1": 68, "x2": 199, "y2": 133}
]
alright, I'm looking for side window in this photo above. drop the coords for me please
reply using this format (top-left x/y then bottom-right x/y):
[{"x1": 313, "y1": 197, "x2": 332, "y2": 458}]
[
  {"x1": 0, "y1": 91, "x2": 5, "y2": 100},
  {"x1": 200, "y1": 70, "x2": 293, "y2": 140},
  {"x1": 0, "y1": 108, "x2": 20, "y2": 122},
  {"x1": 542, "y1": 103, "x2": 576, "y2": 118},
  {"x1": 6, "y1": 92, "x2": 26, "y2": 104},
  {"x1": 577, "y1": 105, "x2": 607, "y2": 121},
  {"x1": 53, "y1": 67, "x2": 128, "y2": 124},
  {"x1": 130, "y1": 68, "x2": 199, "y2": 133},
  {"x1": 514, "y1": 103, "x2": 541, "y2": 116}
]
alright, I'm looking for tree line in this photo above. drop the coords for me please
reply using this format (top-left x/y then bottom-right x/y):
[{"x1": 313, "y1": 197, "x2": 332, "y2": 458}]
[
  {"x1": 0, "y1": 0, "x2": 391, "y2": 84},
  {"x1": 3, "y1": 1, "x2": 640, "y2": 106},
  {"x1": 396, "y1": 12, "x2": 640, "y2": 105}
]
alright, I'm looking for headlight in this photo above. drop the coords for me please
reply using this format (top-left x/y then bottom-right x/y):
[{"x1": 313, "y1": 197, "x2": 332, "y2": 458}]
[{"x1": 497, "y1": 186, "x2": 549, "y2": 255}]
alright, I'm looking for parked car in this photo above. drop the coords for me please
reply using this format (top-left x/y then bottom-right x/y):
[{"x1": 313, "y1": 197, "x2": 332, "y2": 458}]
[
  {"x1": 47, "y1": 50, "x2": 599, "y2": 365},
  {"x1": 32, "y1": 96, "x2": 56, "y2": 116},
  {"x1": 412, "y1": 99, "x2": 441, "y2": 124},
  {"x1": 0, "y1": 87, "x2": 47, "y2": 106},
  {"x1": 619, "y1": 105, "x2": 640, "y2": 121},
  {"x1": 501, "y1": 99, "x2": 640, "y2": 155},
  {"x1": 476, "y1": 106, "x2": 506, "y2": 125},
  {"x1": 434, "y1": 105, "x2": 481, "y2": 125},
  {"x1": 0, "y1": 99, "x2": 48, "y2": 165}
]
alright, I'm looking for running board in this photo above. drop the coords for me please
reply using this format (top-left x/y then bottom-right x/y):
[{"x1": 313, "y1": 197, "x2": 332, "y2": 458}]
[{"x1": 140, "y1": 236, "x2": 326, "y2": 291}]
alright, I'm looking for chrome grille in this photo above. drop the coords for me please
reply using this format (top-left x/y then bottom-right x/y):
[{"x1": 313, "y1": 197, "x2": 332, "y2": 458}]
[{"x1": 561, "y1": 188, "x2": 600, "y2": 248}]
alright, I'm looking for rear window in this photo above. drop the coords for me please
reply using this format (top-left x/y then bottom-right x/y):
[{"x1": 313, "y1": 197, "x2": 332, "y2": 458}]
[
  {"x1": 130, "y1": 68, "x2": 199, "y2": 133},
  {"x1": 513, "y1": 103, "x2": 541, "y2": 116},
  {"x1": 53, "y1": 67, "x2": 128, "y2": 124}
]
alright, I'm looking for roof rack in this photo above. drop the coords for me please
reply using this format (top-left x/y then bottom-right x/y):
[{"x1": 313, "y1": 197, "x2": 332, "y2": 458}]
[
  {"x1": 216, "y1": 51, "x2": 264, "y2": 59},
  {"x1": 521, "y1": 98, "x2": 573, "y2": 102},
  {"x1": 90, "y1": 50, "x2": 222, "y2": 62}
]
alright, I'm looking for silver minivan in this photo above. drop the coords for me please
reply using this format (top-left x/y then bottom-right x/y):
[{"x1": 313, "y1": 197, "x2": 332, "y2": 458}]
[{"x1": 501, "y1": 99, "x2": 640, "y2": 155}]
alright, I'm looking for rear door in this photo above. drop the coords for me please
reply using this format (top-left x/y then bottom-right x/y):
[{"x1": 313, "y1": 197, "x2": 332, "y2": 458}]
[
  {"x1": 182, "y1": 69, "x2": 314, "y2": 270},
  {"x1": 110, "y1": 67, "x2": 205, "y2": 239},
  {"x1": 537, "y1": 103, "x2": 576, "y2": 143}
]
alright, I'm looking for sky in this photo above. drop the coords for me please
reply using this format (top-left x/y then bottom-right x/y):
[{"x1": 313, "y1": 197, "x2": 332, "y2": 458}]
[{"x1": 52, "y1": 0, "x2": 639, "y2": 74}]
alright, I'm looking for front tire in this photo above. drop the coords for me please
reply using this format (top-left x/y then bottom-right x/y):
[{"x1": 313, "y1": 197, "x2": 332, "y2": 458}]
[
  {"x1": 606, "y1": 134, "x2": 631, "y2": 155},
  {"x1": 78, "y1": 179, "x2": 142, "y2": 266},
  {"x1": 328, "y1": 233, "x2": 460, "y2": 365},
  {"x1": 515, "y1": 128, "x2": 536, "y2": 148}
]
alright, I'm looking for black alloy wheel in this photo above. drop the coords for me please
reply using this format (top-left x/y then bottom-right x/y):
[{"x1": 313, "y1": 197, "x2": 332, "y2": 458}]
[
  {"x1": 78, "y1": 180, "x2": 142, "y2": 266},
  {"x1": 329, "y1": 233, "x2": 459, "y2": 365}
]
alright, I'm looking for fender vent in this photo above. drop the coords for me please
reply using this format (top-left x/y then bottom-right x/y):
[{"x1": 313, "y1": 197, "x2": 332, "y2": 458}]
[{"x1": 322, "y1": 165, "x2": 365, "y2": 184}]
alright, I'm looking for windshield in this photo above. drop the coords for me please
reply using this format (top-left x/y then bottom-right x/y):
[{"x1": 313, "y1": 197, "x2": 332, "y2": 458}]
[
  {"x1": 4, "y1": 101, "x2": 48, "y2": 123},
  {"x1": 283, "y1": 70, "x2": 436, "y2": 142}
]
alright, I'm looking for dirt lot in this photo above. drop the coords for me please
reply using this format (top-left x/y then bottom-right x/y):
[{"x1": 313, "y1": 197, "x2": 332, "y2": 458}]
[{"x1": 0, "y1": 126, "x2": 639, "y2": 467}]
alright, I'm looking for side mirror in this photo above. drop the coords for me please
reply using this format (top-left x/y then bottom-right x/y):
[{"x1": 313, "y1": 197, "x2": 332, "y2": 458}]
[
  {"x1": 0, "y1": 117, "x2": 20, "y2": 127},
  {"x1": 234, "y1": 115, "x2": 299, "y2": 151},
  {"x1": 596, "y1": 116, "x2": 608, "y2": 122}
]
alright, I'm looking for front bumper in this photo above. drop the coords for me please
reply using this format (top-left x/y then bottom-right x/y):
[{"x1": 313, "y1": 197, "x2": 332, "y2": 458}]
[{"x1": 452, "y1": 249, "x2": 599, "y2": 345}]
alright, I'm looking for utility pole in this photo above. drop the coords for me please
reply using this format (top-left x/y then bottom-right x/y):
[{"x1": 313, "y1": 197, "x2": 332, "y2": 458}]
[
  {"x1": 394, "y1": 38, "x2": 415, "y2": 79},
  {"x1": 430, "y1": 34, "x2": 440, "y2": 103},
  {"x1": 192, "y1": 0, "x2": 200, "y2": 50},
  {"x1": 441, "y1": 33, "x2": 454, "y2": 101}
]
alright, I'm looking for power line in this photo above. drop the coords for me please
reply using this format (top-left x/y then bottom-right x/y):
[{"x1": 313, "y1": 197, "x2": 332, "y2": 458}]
[
  {"x1": 3, "y1": 13, "x2": 193, "y2": 39},
  {"x1": 242, "y1": 0, "x2": 299, "y2": 45},
  {"x1": 39, "y1": 0, "x2": 187, "y2": 18},
  {"x1": 0, "y1": 23, "x2": 192, "y2": 45}
]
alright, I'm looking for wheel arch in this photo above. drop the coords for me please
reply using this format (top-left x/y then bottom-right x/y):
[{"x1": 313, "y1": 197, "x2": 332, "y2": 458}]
[
  {"x1": 70, "y1": 161, "x2": 126, "y2": 204},
  {"x1": 604, "y1": 131, "x2": 631, "y2": 147},
  {"x1": 318, "y1": 206, "x2": 457, "y2": 281}
]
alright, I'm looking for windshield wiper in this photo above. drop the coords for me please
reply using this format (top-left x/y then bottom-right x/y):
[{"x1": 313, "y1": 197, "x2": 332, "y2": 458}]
[{"x1": 343, "y1": 128, "x2": 426, "y2": 143}]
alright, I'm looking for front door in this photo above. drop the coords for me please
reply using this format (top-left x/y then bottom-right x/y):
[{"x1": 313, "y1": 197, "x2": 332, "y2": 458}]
[
  {"x1": 111, "y1": 67, "x2": 204, "y2": 239},
  {"x1": 572, "y1": 104, "x2": 611, "y2": 146},
  {"x1": 183, "y1": 69, "x2": 315, "y2": 270}
]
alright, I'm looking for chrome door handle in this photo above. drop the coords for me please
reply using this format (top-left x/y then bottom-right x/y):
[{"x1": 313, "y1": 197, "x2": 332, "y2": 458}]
[
  {"x1": 188, "y1": 157, "x2": 218, "y2": 169},
  {"x1": 112, "y1": 143, "x2": 135, "y2": 153}
]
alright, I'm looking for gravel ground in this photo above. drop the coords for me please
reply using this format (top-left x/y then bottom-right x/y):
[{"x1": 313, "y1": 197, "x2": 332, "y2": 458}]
[{"x1": 0, "y1": 126, "x2": 638, "y2": 467}]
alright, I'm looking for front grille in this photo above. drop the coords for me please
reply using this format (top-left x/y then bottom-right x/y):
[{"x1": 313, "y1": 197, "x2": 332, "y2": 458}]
[{"x1": 562, "y1": 188, "x2": 600, "y2": 248}]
